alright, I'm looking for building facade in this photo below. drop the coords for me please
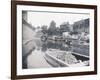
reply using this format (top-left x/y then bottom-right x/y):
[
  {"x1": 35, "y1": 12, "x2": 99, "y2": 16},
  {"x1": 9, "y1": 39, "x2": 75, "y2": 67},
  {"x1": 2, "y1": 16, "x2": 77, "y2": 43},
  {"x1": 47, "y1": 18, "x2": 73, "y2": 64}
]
[
  {"x1": 73, "y1": 18, "x2": 89, "y2": 33},
  {"x1": 60, "y1": 22, "x2": 70, "y2": 32}
]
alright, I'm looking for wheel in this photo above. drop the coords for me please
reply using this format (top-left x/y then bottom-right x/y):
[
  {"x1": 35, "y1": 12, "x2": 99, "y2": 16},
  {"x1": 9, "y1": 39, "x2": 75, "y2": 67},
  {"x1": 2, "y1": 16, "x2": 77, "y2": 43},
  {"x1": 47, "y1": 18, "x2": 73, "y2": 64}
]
[{"x1": 41, "y1": 36, "x2": 47, "y2": 42}]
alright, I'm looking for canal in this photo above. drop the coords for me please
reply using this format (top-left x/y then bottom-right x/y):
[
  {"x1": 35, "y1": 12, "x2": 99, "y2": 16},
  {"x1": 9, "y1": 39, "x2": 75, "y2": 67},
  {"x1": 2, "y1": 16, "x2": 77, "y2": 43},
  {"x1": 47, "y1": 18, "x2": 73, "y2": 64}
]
[{"x1": 41, "y1": 39, "x2": 89, "y2": 56}]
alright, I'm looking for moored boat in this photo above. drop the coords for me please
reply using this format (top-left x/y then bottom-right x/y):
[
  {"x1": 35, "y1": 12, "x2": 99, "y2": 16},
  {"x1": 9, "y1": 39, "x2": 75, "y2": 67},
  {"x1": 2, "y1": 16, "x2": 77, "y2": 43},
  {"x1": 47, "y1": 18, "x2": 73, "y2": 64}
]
[{"x1": 44, "y1": 49, "x2": 89, "y2": 67}]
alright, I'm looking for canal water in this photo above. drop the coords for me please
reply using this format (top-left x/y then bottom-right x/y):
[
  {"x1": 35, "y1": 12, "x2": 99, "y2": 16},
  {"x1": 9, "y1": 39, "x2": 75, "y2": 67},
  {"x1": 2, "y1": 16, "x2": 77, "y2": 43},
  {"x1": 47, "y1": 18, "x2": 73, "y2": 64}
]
[
  {"x1": 41, "y1": 39, "x2": 89, "y2": 56},
  {"x1": 23, "y1": 35, "x2": 89, "y2": 68}
]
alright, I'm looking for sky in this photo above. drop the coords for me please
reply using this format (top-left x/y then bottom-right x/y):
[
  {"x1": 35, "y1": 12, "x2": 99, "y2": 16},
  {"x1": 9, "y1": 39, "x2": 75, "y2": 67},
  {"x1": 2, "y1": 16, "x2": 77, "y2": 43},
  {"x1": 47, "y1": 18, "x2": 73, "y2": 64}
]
[{"x1": 27, "y1": 11, "x2": 90, "y2": 28}]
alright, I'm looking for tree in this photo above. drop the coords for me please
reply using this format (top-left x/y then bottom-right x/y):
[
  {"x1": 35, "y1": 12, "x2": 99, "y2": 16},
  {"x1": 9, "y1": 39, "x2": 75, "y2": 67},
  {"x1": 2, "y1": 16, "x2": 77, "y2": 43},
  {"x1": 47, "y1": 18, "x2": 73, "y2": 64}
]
[
  {"x1": 41, "y1": 25, "x2": 48, "y2": 34},
  {"x1": 49, "y1": 20, "x2": 56, "y2": 28},
  {"x1": 48, "y1": 20, "x2": 56, "y2": 35},
  {"x1": 37, "y1": 26, "x2": 40, "y2": 29},
  {"x1": 56, "y1": 27, "x2": 61, "y2": 35}
]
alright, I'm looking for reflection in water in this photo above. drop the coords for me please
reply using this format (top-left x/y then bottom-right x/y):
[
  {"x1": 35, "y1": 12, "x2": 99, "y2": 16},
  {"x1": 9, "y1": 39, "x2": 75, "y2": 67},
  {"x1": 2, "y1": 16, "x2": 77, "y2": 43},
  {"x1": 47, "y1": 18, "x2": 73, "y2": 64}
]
[
  {"x1": 41, "y1": 39, "x2": 89, "y2": 56},
  {"x1": 41, "y1": 40, "x2": 70, "y2": 52}
]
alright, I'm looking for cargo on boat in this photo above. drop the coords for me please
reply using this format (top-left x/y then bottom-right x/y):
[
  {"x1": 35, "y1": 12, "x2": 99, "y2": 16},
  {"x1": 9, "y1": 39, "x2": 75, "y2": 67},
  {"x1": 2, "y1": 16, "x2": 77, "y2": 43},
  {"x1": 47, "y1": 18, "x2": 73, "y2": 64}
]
[{"x1": 44, "y1": 49, "x2": 89, "y2": 67}]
